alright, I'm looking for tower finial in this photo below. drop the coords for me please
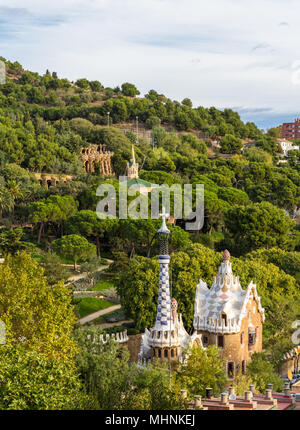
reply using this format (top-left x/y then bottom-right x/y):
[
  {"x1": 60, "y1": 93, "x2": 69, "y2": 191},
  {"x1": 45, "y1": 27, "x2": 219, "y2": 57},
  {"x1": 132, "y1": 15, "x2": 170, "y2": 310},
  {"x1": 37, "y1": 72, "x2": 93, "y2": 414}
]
[
  {"x1": 158, "y1": 206, "x2": 170, "y2": 234},
  {"x1": 131, "y1": 144, "x2": 135, "y2": 164},
  {"x1": 223, "y1": 249, "x2": 230, "y2": 261}
]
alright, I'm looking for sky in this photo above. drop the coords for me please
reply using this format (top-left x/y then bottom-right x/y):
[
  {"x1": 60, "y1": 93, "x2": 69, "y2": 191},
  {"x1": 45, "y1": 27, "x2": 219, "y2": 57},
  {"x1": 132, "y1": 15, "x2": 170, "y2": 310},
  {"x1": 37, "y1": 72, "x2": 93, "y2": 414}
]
[{"x1": 0, "y1": 0, "x2": 300, "y2": 129}]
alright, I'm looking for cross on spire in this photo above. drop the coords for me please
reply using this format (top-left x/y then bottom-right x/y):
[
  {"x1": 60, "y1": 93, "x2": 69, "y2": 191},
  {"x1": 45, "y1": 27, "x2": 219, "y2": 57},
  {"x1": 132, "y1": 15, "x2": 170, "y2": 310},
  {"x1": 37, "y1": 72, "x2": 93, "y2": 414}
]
[
  {"x1": 158, "y1": 206, "x2": 170, "y2": 234},
  {"x1": 160, "y1": 206, "x2": 169, "y2": 222}
]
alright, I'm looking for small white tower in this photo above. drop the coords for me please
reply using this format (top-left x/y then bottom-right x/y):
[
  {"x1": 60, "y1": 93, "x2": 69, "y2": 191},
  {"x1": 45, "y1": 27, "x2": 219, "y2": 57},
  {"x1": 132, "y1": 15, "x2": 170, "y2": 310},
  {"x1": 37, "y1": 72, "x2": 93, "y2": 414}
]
[{"x1": 127, "y1": 145, "x2": 139, "y2": 180}]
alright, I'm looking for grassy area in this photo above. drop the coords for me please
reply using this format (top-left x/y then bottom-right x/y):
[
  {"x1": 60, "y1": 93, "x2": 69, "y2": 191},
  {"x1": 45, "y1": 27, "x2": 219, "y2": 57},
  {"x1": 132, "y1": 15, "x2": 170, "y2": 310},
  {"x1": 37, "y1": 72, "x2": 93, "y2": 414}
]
[
  {"x1": 91, "y1": 280, "x2": 115, "y2": 291},
  {"x1": 86, "y1": 308, "x2": 126, "y2": 325},
  {"x1": 77, "y1": 297, "x2": 113, "y2": 318}
]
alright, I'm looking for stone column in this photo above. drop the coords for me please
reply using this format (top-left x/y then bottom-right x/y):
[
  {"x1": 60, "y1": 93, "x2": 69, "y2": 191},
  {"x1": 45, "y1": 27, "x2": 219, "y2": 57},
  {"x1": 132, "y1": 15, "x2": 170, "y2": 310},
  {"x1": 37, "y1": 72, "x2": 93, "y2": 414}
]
[
  {"x1": 267, "y1": 383, "x2": 273, "y2": 392},
  {"x1": 265, "y1": 389, "x2": 272, "y2": 400},
  {"x1": 249, "y1": 384, "x2": 255, "y2": 394},
  {"x1": 228, "y1": 386, "x2": 235, "y2": 397},
  {"x1": 194, "y1": 395, "x2": 202, "y2": 409},
  {"x1": 244, "y1": 391, "x2": 252, "y2": 401},
  {"x1": 221, "y1": 393, "x2": 229, "y2": 405}
]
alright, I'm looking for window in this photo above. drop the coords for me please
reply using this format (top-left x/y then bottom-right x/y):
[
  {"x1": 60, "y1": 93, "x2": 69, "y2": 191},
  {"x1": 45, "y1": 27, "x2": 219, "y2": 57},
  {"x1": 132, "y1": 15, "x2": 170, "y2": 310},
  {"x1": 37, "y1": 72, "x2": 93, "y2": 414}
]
[
  {"x1": 203, "y1": 336, "x2": 209, "y2": 345},
  {"x1": 158, "y1": 349, "x2": 161, "y2": 358},
  {"x1": 164, "y1": 349, "x2": 168, "y2": 358},
  {"x1": 218, "y1": 335, "x2": 224, "y2": 348},
  {"x1": 227, "y1": 361, "x2": 234, "y2": 378},
  {"x1": 221, "y1": 313, "x2": 227, "y2": 326},
  {"x1": 248, "y1": 331, "x2": 256, "y2": 345},
  {"x1": 171, "y1": 349, "x2": 174, "y2": 358},
  {"x1": 242, "y1": 360, "x2": 246, "y2": 374},
  {"x1": 241, "y1": 332, "x2": 244, "y2": 345}
]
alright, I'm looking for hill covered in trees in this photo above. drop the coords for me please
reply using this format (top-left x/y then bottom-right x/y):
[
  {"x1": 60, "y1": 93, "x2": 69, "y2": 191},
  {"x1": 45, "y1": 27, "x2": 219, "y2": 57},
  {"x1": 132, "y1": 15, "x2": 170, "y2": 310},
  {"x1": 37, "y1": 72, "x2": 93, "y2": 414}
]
[{"x1": 0, "y1": 58, "x2": 299, "y2": 408}]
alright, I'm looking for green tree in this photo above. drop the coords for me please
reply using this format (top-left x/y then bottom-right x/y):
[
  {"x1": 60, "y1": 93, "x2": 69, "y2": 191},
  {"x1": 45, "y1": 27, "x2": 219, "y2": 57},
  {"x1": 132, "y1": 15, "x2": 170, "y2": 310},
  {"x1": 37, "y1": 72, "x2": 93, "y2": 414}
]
[
  {"x1": 52, "y1": 234, "x2": 96, "y2": 270},
  {"x1": 225, "y1": 202, "x2": 296, "y2": 254},
  {"x1": 66, "y1": 210, "x2": 116, "y2": 258},
  {"x1": 89, "y1": 80, "x2": 103, "y2": 92},
  {"x1": 0, "y1": 252, "x2": 77, "y2": 360},
  {"x1": 40, "y1": 252, "x2": 71, "y2": 285},
  {"x1": 121, "y1": 82, "x2": 140, "y2": 97},
  {"x1": 116, "y1": 256, "x2": 159, "y2": 330},
  {"x1": 0, "y1": 228, "x2": 30, "y2": 255},
  {"x1": 220, "y1": 134, "x2": 243, "y2": 154},
  {"x1": 126, "y1": 360, "x2": 185, "y2": 410},
  {"x1": 75, "y1": 78, "x2": 90, "y2": 89},
  {"x1": 0, "y1": 186, "x2": 13, "y2": 219},
  {"x1": 74, "y1": 327, "x2": 131, "y2": 409},
  {"x1": 247, "y1": 353, "x2": 284, "y2": 393},
  {"x1": 28, "y1": 200, "x2": 53, "y2": 243},
  {"x1": 0, "y1": 344, "x2": 86, "y2": 410},
  {"x1": 74, "y1": 327, "x2": 184, "y2": 410},
  {"x1": 181, "y1": 98, "x2": 193, "y2": 108},
  {"x1": 176, "y1": 345, "x2": 228, "y2": 398}
]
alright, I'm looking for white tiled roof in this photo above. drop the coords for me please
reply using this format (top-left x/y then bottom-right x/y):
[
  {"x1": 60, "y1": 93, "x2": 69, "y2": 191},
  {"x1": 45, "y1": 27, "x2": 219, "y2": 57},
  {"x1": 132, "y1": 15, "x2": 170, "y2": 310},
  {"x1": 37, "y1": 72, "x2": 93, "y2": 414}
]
[{"x1": 193, "y1": 250, "x2": 265, "y2": 333}]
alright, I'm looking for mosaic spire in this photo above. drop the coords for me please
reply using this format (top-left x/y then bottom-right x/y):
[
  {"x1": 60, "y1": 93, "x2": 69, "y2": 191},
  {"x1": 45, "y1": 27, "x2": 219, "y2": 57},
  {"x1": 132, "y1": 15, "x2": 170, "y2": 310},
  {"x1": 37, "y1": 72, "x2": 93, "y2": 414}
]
[{"x1": 155, "y1": 207, "x2": 171, "y2": 327}]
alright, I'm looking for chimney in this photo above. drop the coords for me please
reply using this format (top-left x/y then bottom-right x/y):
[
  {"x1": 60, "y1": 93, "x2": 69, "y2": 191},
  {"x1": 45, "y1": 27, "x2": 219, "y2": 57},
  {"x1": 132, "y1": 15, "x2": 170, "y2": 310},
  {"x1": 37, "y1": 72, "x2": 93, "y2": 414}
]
[
  {"x1": 249, "y1": 384, "x2": 255, "y2": 394},
  {"x1": 221, "y1": 393, "x2": 229, "y2": 405},
  {"x1": 284, "y1": 387, "x2": 291, "y2": 397},
  {"x1": 228, "y1": 386, "x2": 235, "y2": 396},
  {"x1": 194, "y1": 395, "x2": 202, "y2": 409},
  {"x1": 267, "y1": 383, "x2": 273, "y2": 392},
  {"x1": 244, "y1": 391, "x2": 252, "y2": 401},
  {"x1": 265, "y1": 389, "x2": 272, "y2": 400},
  {"x1": 206, "y1": 388, "x2": 213, "y2": 399}
]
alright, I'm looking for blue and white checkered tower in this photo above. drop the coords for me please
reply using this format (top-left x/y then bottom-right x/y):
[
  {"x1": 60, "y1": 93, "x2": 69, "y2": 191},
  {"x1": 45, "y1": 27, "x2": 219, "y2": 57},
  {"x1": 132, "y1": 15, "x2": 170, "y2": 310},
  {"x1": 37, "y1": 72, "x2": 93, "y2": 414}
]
[
  {"x1": 155, "y1": 207, "x2": 171, "y2": 328},
  {"x1": 138, "y1": 207, "x2": 193, "y2": 363}
]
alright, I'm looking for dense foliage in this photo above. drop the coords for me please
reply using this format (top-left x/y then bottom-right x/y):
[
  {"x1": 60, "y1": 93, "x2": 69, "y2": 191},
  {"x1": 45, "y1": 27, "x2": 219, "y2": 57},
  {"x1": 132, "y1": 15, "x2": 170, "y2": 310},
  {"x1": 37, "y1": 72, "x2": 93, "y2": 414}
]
[{"x1": 0, "y1": 58, "x2": 299, "y2": 409}]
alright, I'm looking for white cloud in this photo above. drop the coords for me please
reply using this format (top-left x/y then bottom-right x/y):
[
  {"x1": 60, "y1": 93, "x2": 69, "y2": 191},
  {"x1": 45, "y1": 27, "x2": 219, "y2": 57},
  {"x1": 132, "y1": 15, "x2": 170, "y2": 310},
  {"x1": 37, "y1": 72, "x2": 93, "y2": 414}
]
[{"x1": 0, "y1": 0, "x2": 300, "y2": 127}]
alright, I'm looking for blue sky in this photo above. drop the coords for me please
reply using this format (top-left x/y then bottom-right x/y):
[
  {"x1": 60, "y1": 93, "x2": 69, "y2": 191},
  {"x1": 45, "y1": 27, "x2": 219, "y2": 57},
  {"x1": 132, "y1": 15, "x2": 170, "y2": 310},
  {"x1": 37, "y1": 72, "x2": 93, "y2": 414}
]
[{"x1": 1, "y1": 0, "x2": 300, "y2": 129}]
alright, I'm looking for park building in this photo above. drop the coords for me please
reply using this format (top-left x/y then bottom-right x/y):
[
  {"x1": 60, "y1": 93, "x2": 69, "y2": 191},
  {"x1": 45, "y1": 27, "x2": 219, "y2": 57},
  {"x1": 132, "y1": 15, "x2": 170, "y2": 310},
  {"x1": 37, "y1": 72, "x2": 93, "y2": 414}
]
[
  {"x1": 122, "y1": 145, "x2": 156, "y2": 195},
  {"x1": 127, "y1": 144, "x2": 139, "y2": 180},
  {"x1": 193, "y1": 249, "x2": 265, "y2": 379},
  {"x1": 139, "y1": 217, "x2": 265, "y2": 379},
  {"x1": 80, "y1": 144, "x2": 114, "y2": 177}
]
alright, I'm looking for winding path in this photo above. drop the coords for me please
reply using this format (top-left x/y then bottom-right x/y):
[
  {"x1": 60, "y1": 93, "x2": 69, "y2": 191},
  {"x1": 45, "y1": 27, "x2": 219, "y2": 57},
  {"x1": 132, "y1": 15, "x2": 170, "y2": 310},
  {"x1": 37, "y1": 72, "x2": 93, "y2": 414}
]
[{"x1": 78, "y1": 304, "x2": 121, "y2": 325}]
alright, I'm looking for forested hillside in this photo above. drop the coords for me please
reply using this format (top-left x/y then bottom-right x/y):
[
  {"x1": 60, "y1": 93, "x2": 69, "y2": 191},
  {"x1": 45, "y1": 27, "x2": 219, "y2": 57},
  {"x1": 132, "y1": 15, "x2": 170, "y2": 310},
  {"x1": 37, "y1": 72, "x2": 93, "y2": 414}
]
[{"x1": 0, "y1": 58, "x2": 299, "y2": 408}]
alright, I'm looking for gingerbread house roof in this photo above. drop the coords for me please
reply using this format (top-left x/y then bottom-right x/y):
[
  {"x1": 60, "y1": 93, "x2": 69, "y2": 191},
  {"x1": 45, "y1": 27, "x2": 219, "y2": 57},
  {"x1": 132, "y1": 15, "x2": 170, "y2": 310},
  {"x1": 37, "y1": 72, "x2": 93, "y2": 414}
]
[{"x1": 193, "y1": 250, "x2": 265, "y2": 333}]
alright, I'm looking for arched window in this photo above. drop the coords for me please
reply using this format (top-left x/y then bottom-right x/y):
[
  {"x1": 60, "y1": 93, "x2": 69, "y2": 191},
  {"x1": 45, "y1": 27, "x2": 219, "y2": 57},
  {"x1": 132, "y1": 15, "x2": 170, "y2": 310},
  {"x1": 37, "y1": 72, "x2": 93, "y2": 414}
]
[
  {"x1": 164, "y1": 349, "x2": 168, "y2": 358},
  {"x1": 158, "y1": 349, "x2": 161, "y2": 358},
  {"x1": 171, "y1": 349, "x2": 174, "y2": 358},
  {"x1": 248, "y1": 329, "x2": 256, "y2": 345}
]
